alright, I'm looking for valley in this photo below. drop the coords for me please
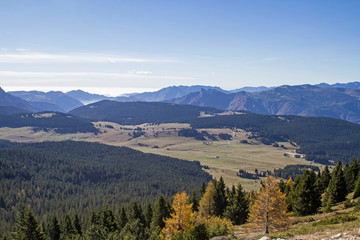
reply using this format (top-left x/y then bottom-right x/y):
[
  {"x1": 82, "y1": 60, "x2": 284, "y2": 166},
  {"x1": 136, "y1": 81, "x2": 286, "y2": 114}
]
[{"x1": 0, "y1": 121, "x2": 321, "y2": 191}]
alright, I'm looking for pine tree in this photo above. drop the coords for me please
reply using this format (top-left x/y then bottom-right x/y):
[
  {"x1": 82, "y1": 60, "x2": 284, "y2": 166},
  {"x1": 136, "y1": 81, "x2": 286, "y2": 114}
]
[
  {"x1": 213, "y1": 177, "x2": 227, "y2": 216},
  {"x1": 198, "y1": 182, "x2": 216, "y2": 220},
  {"x1": 73, "y1": 214, "x2": 82, "y2": 236},
  {"x1": 62, "y1": 214, "x2": 76, "y2": 238},
  {"x1": 162, "y1": 192, "x2": 195, "y2": 239},
  {"x1": 145, "y1": 203, "x2": 153, "y2": 229},
  {"x1": 200, "y1": 182, "x2": 206, "y2": 197},
  {"x1": 47, "y1": 215, "x2": 61, "y2": 240},
  {"x1": 325, "y1": 161, "x2": 347, "y2": 204},
  {"x1": 348, "y1": 158, "x2": 359, "y2": 192},
  {"x1": 320, "y1": 166, "x2": 331, "y2": 193},
  {"x1": 151, "y1": 195, "x2": 170, "y2": 230},
  {"x1": 223, "y1": 183, "x2": 249, "y2": 225},
  {"x1": 248, "y1": 176, "x2": 290, "y2": 234},
  {"x1": 119, "y1": 206, "x2": 128, "y2": 229},
  {"x1": 344, "y1": 162, "x2": 351, "y2": 193},
  {"x1": 278, "y1": 179, "x2": 286, "y2": 193},
  {"x1": 292, "y1": 170, "x2": 321, "y2": 216},
  {"x1": 188, "y1": 189, "x2": 199, "y2": 212},
  {"x1": 127, "y1": 200, "x2": 145, "y2": 225},
  {"x1": 13, "y1": 206, "x2": 46, "y2": 240},
  {"x1": 102, "y1": 204, "x2": 117, "y2": 232},
  {"x1": 353, "y1": 176, "x2": 360, "y2": 199}
]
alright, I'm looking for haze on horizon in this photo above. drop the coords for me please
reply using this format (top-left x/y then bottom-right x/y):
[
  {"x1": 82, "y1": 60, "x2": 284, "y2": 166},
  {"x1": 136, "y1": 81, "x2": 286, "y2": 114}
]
[{"x1": 0, "y1": 0, "x2": 359, "y2": 97}]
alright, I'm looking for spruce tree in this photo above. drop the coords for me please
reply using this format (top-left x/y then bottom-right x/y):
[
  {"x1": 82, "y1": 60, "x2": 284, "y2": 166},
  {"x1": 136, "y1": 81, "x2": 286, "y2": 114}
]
[
  {"x1": 151, "y1": 195, "x2": 170, "y2": 230},
  {"x1": 188, "y1": 189, "x2": 199, "y2": 212},
  {"x1": 127, "y1": 200, "x2": 145, "y2": 225},
  {"x1": 292, "y1": 170, "x2": 321, "y2": 216},
  {"x1": 119, "y1": 206, "x2": 128, "y2": 229},
  {"x1": 47, "y1": 215, "x2": 61, "y2": 240},
  {"x1": 73, "y1": 214, "x2": 82, "y2": 236},
  {"x1": 325, "y1": 161, "x2": 347, "y2": 204},
  {"x1": 102, "y1": 204, "x2": 117, "y2": 232},
  {"x1": 14, "y1": 206, "x2": 46, "y2": 240},
  {"x1": 200, "y1": 182, "x2": 206, "y2": 197},
  {"x1": 62, "y1": 214, "x2": 76, "y2": 238},
  {"x1": 144, "y1": 203, "x2": 153, "y2": 229},
  {"x1": 320, "y1": 166, "x2": 331, "y2": 193},
  {"x1": 213, "y1": 177, "x2": 227, "y2": 216},
  {"x1": 348, "y1": 158, "x2": 359, "y2": 192},
  {"x1": 353, "y1": 176, "x2": 360, "y2": 199},
  {"x1": 223, "y1": 183, "x2": 249, "y2": 225}
]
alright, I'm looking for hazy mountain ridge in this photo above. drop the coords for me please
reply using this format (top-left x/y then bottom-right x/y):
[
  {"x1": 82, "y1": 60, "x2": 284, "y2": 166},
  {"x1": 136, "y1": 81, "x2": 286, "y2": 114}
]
[
  {"x1": 169, "y1": 84, "x2": 360, "y2": 124},
  {"x1": 0, "y1": 87, "x2": 40, "y2": 113},
  {"x1": 9, "y1": 90, "x2": 83, "y2": 112}
]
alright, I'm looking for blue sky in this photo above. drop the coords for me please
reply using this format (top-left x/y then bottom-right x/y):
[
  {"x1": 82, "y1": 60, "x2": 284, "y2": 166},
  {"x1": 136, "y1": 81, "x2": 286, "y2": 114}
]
[{"x1": 0, "y1": 0, "x2": 359, "y2": 96}]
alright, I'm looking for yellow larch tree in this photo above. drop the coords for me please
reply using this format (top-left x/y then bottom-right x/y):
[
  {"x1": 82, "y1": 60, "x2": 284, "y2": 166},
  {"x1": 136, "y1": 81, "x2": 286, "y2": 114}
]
[
  {"x1": 198, "y1": 181, "x2": 215, "y2": 220},
  {"x1": 248, "y1": 176, "x2": 290, "y2": 234},
  {"x1": 161, "y1": 192, "x2": 195, "y2": 239}
]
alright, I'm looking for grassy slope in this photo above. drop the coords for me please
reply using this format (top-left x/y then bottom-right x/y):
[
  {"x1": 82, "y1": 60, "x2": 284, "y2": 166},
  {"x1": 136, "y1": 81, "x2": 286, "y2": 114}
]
[
  {"x1": 0, "y1": 122, "x2": 322, "y2": 191},
  {"x1": 235, "y1": 198, "x2": 360, "y2": 240}
]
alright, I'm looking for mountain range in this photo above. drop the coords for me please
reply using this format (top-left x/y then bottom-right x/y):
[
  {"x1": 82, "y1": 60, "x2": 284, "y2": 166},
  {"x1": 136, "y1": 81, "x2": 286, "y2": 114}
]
[{"x1": 2, "y1": 81, "x2": 360, "y2": 123}]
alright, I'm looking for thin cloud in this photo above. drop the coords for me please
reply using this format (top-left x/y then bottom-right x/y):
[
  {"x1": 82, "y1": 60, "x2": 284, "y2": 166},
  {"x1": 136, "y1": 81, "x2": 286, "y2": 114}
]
[
  {"x1": 0, "y1": 71, "x2": 192, "y2": 80},
  {"x1": 262, "y1": 57, "x2": 282, "y2": 62},
  {"x1": 0, "y1": 51, "x2": 175, "y2": 63}
]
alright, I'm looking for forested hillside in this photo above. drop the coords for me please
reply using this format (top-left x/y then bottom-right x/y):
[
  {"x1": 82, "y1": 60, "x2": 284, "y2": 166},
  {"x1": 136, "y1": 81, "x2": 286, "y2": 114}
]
[
  {"x1": 0, "y1": 141, "x2": 211, "y2": 233},
  {"x1": 69, "y1": 100, "x2": 222, "y2": 125},
  {"x1": 0, "y1": 112, "x2": 98, "y2": 134},
  {"x1": 187, "y1": 112, "x2": 360, "y2": 164}
]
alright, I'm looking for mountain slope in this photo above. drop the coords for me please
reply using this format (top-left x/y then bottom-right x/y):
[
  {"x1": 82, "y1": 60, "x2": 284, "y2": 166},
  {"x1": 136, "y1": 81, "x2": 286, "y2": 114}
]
[
  {"x1": 66, "y1": 89, "x2": 112, "y2": 104},
  {"x1": 0, "y1": 87, "x2": 39, "y2": 112},
  {"x1": 115, "y1": 85, "x2": 227, "y2": 102},
  {"x1": 170, "y1": 85, "x2": 360, "y2": 123},
  {"x1": 69, "y1": 100, "x2": 222, "y2": 125},
  {"x1": 0, "y1": 141, "x2": 211, "y2": 233},
  {"x1": 9, "y1": 90, "x2": 83, "y2": 112},
  {"x1": 0, "y1": 112, "x2": 98, "y2": 133}
]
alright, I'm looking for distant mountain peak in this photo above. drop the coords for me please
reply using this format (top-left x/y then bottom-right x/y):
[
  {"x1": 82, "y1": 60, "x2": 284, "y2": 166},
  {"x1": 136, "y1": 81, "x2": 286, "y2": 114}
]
[{"x1": 0, "y1": 87, "x2": 5, "y2": 94}]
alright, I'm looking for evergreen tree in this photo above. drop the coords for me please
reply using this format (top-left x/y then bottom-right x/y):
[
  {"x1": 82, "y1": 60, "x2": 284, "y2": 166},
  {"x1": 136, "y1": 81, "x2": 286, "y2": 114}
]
[
  {"x1": 353, "y1": 176, "x2": 360, "y2": 199},
  {"x1": 348, "y1": 158, "x2": 359, "y2": 192},
  {"x1": 13, "y1": 206, "x2": 46, "y2": 240},
  {"x1": 200, "y1": 182, "x2": 206, "y2": 197},
  {"x1": 127, "y1": 200, "x2": 145, "y2": 225},
  {"x1": 249, "y1": 176, "x2": 290, "y2": 234},
  {"x1": 278, "y1": 179, "x2": 286, "y2": 193},
  {"x1": 119, "y1": 206, "x2": 128, "y2": 229},
  {"x1": 320, "y1": 166, "x2": 331, "y2": 193},
  {"x1": 47, "y1": 215, "x2": 61, "y2": 240},
  {"x1": 344, "y1": 162, "x2": 351, "y2": 193},
  {"x1": 73, "y1": 214, "x2": 82, "y2": 236},
  {"x1": 62, "y1": 214, "x2": 76, "y2": 238},
  {"x1": 223, "y1": 183, "x2": 249, "y2": 225},
  {"x1": 325, "y1": 161, "x2": 347, "y2": 204},
  {"x1": 145, "y1": 203, "x2": 153, "y2": 229},
  {"x1": 292, "y1": 170, "x2": 321, "y2": 216},
  {"x1": 102, "y1": 204, "x2": 117, "y2": 232},
  {"x1": 188, "y1": 190, "x2": 199, "y2": 212},
  {"x1": 213, "y1": 177, "x2": 227, "y2": 217},
  {"x1": 151, "y1": 195, "x2": 170, "y2": 230}
]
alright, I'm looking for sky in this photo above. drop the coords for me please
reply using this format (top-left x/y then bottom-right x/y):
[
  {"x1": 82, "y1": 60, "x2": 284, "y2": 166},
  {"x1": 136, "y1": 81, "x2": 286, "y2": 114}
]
[{"x1": 0, "y1": 0, "x2": 359, "y2": 96}]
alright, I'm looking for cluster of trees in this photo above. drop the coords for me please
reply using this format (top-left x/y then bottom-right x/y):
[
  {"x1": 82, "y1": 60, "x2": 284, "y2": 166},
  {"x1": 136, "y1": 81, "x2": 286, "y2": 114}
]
[
  {"x1": 0, "y1": 112, "x2": 98, "y2": 134},
  {"x1": 279, "y1": 158, "x2": 360, "y2": 216},
  {"x1": 5, "y1": 177, "x2": 251, "y2": 239},
  {"x1": 187, "y1": 112, "x2": 360, "y2": 164},
  {"x1": 273, "y1": 165, "x2": 320, "y2": 180},
  {"x1": 177, "y1": 129, "x2": 232, "y2": 142},
  {"x1": 0, "y1": 141, "x2": 211, "y2": 233}
]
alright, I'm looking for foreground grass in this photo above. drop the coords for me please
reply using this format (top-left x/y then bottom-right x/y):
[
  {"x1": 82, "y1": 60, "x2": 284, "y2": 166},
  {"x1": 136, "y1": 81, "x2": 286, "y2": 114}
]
[{"x1": 235, "y1": 200, "x2": 360, "y2": 240}]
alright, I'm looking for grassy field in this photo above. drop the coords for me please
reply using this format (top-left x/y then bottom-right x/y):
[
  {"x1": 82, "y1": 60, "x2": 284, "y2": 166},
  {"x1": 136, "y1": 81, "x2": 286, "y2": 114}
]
[{"x1": 0, "y1": 122, "x2": 323, "y2": 191}]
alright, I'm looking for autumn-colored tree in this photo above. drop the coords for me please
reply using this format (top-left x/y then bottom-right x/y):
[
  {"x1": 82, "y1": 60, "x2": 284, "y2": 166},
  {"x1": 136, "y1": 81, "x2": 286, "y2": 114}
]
[
  {"x1": 162, "y1": 192, "x2": 195, "y2": 239},
  {"x1": 198, "y1": 182, "x2": 216, "y2": 220},
  {"x1": 248, "y1": 176, "x2": 290, "y2": 234}
]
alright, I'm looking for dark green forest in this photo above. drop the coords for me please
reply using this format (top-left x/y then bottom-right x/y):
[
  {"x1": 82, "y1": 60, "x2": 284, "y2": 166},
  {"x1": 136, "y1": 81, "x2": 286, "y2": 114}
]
[
  {"x1": 69, "y1": 100, "x2": 222, "y2": 125},
  {"x1": 0, "y1": 141, "x2": 211, "y2": 234},
  {"x1": 0, "y1": 112, "x2": 98, "y2": 134},
  {"x1": 187, "y1": 113, "x2": 360, "y2": 164}
]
